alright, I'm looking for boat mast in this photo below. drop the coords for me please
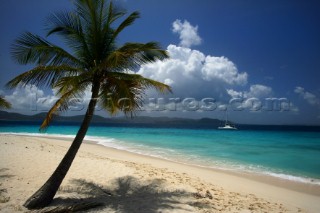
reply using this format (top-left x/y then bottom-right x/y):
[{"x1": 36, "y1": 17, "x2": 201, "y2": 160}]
[{"x1": 225, "y1": 110, "x2": 228, "y2": 125}]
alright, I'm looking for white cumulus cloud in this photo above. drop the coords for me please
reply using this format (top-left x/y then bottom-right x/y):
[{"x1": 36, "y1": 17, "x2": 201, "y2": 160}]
[
  {"x1": 227, "y1": 84, "x2": 273, "y2": 99},
  {"x1": 172, "y1": 19, "x2": 202, "y2": 48},
  {"x1": 227, "y1": 84, "x2": 274, "y2": 111},
  {"x1": 4, "y1": 84, "x2": 92, "y2": 114},
  {"x1": 202, "y1": 56, "x2": 247, "y2": 85},
  {"x1": 4, "y1": 84, "x2": 56, "y2": 113},
  {"x1": 294, "y1": 86, "x2": 320, "y2": 106},
  {"x1": 246, "y1": 84, "x2": 273, "y2": 98},
  {"x1": 138, "y1": 44, "x2": 248, "y2": 99}
]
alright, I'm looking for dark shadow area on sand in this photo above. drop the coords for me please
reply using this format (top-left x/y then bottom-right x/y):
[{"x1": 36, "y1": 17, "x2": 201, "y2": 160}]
[
  {"x1": 39, "y1": 176, "x2": 206, "y2": 213},
  {"x1": 0, "y1": 168, "x2": 14, "y2": 204},
  {"x1": 0, "y1": 168, "x2": 15, "y2": 180}
]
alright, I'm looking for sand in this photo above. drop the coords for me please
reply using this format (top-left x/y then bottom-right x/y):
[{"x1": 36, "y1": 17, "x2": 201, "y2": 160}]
[{"x1": 0, "y1": 134, "x2": 319, "y2": 212}]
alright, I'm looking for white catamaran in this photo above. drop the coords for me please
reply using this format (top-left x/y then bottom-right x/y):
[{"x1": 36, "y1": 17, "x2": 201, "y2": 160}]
[{"x1": 218, "y1": 111, "x2": 237, "y2": 130}]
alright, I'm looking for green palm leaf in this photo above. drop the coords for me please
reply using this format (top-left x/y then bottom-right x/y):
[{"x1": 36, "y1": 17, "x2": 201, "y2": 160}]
[
  {"x1": 99, "y1": 72, "x2": 171, "y2": 115},
  {"x1": 6, "y1": 65, "x2": 83, "y2": 89},
  {"x1": 0, "y1": 96, "x2": 11, "y2": 109},
  {"x1": 111, "y1": 11, "x2": 140, "y2": 42},
  {"x1": 102, "y1": 42, "x2": 169, "y2": 71},
  {"x1": 11, "y1": 32, "x2": 81, "y2": 66},
  {"x1": 46, "y1": 11, "x2": 92, "y2": 65},
  {"x1": 39, "y1": 87, "x2": 85, "y2": 131}
]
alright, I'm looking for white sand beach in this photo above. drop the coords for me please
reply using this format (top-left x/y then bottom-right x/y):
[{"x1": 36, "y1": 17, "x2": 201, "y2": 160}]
[{"x1": 0, "y1": 134, "x2": 319, "y2": 212}]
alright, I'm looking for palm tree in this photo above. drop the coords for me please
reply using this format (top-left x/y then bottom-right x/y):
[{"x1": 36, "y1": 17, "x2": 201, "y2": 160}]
[
  {"x1": 0, "y1": 96, "x2": 11, "y2": 109},
  {"x1": 7, "y1": 0, "x2": 171, "y2": 209}
]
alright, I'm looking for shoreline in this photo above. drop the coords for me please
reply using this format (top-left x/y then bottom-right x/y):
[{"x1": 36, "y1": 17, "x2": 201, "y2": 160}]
[
  {"x1": 51, "y1": 135, "x2": 320, "y2": 194},
  {"x1": 2, "y1": 132, "x2": 320, "y2": 188},
  {"x1": 1, "y1": 134, "x2": 320, "y2": 212}
]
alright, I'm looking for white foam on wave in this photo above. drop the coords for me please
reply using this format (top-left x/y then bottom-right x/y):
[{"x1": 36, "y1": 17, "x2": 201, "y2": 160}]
[
  {"x1": 83, "y1": 135, "x2": 181, "y2": 161},
  {"x1": 200, "y1": 161, "x2": 320, "y2": 186},
  {"x1": 2, "y1": 132, "x2": 320, "y2": 185},
  {"x1": 86, "y1": 136, "x2": 131, "y2": 150},
  {"x1": 262, "y1": 171, "x2": 320, "y2": 185}
]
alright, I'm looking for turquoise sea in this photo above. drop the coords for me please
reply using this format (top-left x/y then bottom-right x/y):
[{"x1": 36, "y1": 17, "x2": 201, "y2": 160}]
[{"x1": 1, "y1": 121, "x2": 320, "y2": 185}]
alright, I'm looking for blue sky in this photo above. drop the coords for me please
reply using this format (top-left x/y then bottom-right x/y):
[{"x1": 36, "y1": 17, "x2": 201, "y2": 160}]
[{"x1": 0, "y1": 0, "x2": 320, "y2": 125}]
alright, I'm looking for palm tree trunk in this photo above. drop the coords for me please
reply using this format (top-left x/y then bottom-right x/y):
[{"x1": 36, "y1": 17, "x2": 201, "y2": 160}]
[{"x1": 24, "y1": 83, "x2": 100, "y2": 209}]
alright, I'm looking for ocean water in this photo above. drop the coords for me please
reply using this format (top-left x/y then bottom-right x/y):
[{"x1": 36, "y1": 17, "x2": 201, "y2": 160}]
[{"x1": 1, "y1": 121, "x2": 320, "y2": 185}]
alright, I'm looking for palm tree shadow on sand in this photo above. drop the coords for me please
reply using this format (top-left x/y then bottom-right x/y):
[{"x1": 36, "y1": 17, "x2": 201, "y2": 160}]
[
  {"x1": 0, "y1": 168, "x2": 14, "y2": 204},
  {"x1": 42, "y1": 176, "x2": 207, "y2": 213}
]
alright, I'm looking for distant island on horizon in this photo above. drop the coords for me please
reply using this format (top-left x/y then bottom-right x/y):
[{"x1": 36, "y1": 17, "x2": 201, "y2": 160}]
[{"x1": 1, "y1": 110, "x2": 319, "y2": 132}]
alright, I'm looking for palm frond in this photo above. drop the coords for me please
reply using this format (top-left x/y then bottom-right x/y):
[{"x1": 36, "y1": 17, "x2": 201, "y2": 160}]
[
  {"x1": 101, "y1": 2, "x2": 125, "y2": 57},
  {"x1": 106, "y1": 1, "x2": 126, "y2": 25},
  {"x1": 39, "y1": 88, "x2": 84, "y2": 131},
  {"x1": 101, "y1": 42, "x2": 169, "y2": 71},
  {"x1": 6, "y1": 65, "x2": 82, "y2": 89},
  {"x1": 46, "y1": 11, "x2": 91, "y2": 64},
  {"x1": 40, "y1": 72, "x2": 91, "y2": 130},
  {"x1": 99, "y1": 78, "x2": 143, "y2": 115},
  {"x1": 11, "y1": 32, "x2": 81, "y2": 66},
  {"x1": 74, "y1": 0, "x2": 105, "y2": 61},
  {"x1": 0, "y1": 96, "x2": 11, "y2": 109},
  {"x1": 111, "y1": 11, "x2": 140, "y2": 42},
  {"x1": 107, "y1": 72, "x2": 172, "y2": 94},
  {"x1": 99, "y1": 72, "x2": 171, "y2": 115},
  {"x1": 54, "y1": 72, "x2": 92, "y2": 95}
]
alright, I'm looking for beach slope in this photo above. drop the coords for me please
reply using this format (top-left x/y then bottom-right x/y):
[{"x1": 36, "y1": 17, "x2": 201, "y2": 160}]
[{"x1": 0, "y1": 135, "x2": 319, "y2": 212}]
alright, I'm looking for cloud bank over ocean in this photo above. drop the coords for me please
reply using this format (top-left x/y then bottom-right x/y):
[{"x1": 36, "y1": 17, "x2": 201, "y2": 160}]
[{"x1": 2, "y1": 18, "x2": 319, "y2": 123}]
